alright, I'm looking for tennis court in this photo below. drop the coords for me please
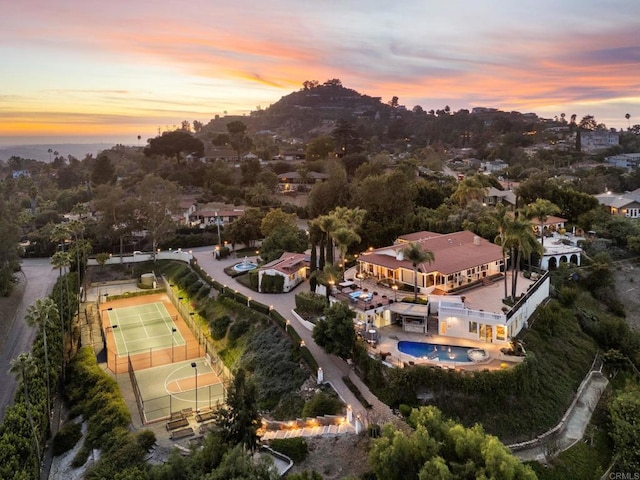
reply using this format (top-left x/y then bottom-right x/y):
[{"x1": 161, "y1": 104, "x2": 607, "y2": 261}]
[
  {"x1": 100, "y1": 293, "x2": 203, "y2": 374},
  {"x1": 132, "y1": 357, "x2": 225, "y2": 423},
  {"x1": 104, "y1": 302, "x2": 185, "y2": 355}
]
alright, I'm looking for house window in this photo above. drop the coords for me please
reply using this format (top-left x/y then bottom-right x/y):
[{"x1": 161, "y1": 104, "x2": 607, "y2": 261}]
[
  {"x1": 496, "y1": 325, "x2": 506, "y2": 341},
  {"x1": 626, "y1": 208, "x2": 639, "y2": 218},
  {"x1": 469, "y1": 321, "x2": 478, "y2": 334}
]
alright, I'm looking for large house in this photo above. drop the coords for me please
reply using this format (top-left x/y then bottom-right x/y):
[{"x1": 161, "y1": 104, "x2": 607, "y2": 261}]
[
  {"x1": 357, "y1": 230, "x2": 505, "y2": 296},
  {"x1": 350, "y1": 230, "x2": 550, "y2": 344}
]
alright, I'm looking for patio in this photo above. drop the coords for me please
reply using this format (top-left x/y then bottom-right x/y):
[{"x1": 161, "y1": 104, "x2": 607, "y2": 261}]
[
  {"x1": 370, "y1": 324, "x2": 524, "y2": 371},
  {"x1": 338, "y1": 266, "x2": 534, "y2": 371}
]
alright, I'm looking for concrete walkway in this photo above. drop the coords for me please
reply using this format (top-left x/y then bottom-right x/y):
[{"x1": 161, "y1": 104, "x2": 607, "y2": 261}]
[
  {"x1": 190, "y1": 246, "x2": 404, "y2": 430},
  {"x1": 513, "y1": 370, "x2": 609, "y2": 463}
]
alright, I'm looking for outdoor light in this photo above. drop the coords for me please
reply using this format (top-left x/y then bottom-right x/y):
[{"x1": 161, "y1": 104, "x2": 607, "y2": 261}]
[
  {"x1": 300, "y1": 340, "x2": 306, "y2": 348},
  {"x1": 171, "y1": 327, "x2": 177, "y2": 361},
  {"x1": 392, "y1": 285, "x2": 398, "y2": 301},
  {"x1": 191, "y1": 362, "x2": 198, "y2": 412}
]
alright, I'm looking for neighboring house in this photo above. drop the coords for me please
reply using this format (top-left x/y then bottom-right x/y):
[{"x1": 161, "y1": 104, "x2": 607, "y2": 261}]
[
  {"x1": 277, "y1": 171, "x2": 329, "y2": 192},
  {"x1": 539, "y1": 234, "x2": 582, "y2": 270},
  {"x1": 274, "y1": 151, "x2": 306, "y2": 161},
  {"x1": 206, "y1": 148, "x2": 238, "y2": 162},
  {"x1": 189, "y1": 206, "x2": 245, "y2": 227},
  {"x1": 173, "y1": 196, "x2": 198, "y2": 225},
  {"x1": 479, "y1": 159, "x2": 508, "y2": 173},
  {"x1": 530, "y1": 215, "x2": 568, "y2": 236},
  {"x1": 358, "y1": 230, "x2": 505, "y2": 296},
  {"x1": 605, "y1": 153, "x2": 640, "y2": 171},
  {"x1": 595, "y1": 190, "x2": 640, "y2": 219},
  {"x1": 580, "y1": 130, "x2": 619, "y2": 152},
  {"x1": 482, "y1": 187, "x2": 516, "y2": 208},
  {"x1": 257, "y1": 252, "x2": 309, "y2": 293},
  {"x1": 11, "y1": 170, "x2": 30, "y2": 178}
]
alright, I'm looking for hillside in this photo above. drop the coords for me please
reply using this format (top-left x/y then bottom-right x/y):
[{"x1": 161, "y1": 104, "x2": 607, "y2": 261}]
[{"x1": 200, "y1": 79, "x2": 396, "y2": 139}]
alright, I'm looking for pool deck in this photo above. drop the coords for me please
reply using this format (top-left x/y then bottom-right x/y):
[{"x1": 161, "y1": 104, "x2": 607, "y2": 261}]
[{"x1": 370, "y1": 325, "x2": 524, "y2": 371}]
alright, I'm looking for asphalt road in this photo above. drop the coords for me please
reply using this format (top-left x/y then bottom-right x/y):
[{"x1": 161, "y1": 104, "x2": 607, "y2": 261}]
[{"x1": 0, "y1": 258, "x2": 59, "y2": 421}]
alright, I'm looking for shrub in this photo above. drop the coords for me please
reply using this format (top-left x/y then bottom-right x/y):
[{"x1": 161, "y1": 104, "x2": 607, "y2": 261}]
[
  {"x1": 269, "y1": 437, "x2": 309, "y2": 463},
  {"x1": 211, "y1": 315, "x2": 232, "y2": 340},
  {"x1": 52, "y1": 421, "x2": 83, "y2": 456},
  {"x1": 295, "y1": 292, "x2": 328, "y2": 315},
  {"x1": 228, "y1": 319, "x2": 251, "y2": 342},
  {"x1": 302, "y1": 392, "x2": 343, "y2": 418}
]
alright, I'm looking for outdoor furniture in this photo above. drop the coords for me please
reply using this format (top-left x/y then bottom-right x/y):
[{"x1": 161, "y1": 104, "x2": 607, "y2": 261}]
[
  {"x1": 170, "y1": 427, "x2": 195, "y2": 440},
  {"x1": 166, "y1": 418, "x2": 189, "y2": 431},
  {"x1": 196, "y1": 411, "x2": 215, "y2": 422}
]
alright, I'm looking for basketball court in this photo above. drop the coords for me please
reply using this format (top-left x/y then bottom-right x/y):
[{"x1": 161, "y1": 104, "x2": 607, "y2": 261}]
[
  {"x1": 132, "y1": 357, "x2": 225, "y2": 422},
  {"x1": 99, "y1": 293, "x2": 225, "y2": 423}
]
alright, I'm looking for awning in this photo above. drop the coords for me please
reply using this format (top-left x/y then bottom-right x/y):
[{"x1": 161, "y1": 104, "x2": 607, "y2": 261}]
[{"x1": 387, "y1": 303, "x2": 430, "y2": 318}]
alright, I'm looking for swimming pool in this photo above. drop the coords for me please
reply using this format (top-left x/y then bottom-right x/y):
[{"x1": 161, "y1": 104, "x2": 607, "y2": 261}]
[{"x1": 397, "y1": 340, "x2": 474, "y2": 363}]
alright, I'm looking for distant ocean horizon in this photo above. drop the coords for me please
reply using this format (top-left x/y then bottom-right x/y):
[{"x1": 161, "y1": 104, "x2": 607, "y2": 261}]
[{"x1": 0, "y1": 138, "x2": 140, "y2": 163}]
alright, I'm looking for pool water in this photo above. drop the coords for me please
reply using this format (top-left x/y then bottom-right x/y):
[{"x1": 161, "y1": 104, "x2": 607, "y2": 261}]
[{"x1": 398, "y1": 340, "x2": 473, "y2": 363}]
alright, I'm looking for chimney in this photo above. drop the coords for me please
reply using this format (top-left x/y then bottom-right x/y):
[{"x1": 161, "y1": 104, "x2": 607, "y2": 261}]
[{"x1": 473, "y1": 236, "x2": 481, "y2": 246}]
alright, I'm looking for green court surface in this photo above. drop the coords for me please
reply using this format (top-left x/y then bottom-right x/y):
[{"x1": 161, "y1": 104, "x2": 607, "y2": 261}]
[
  {"x1": 105, "y1": 302, "x2": 185, "y2": 355},
  {"x1": 133, "y1": 358, "x2": 225, "y2": 422}
]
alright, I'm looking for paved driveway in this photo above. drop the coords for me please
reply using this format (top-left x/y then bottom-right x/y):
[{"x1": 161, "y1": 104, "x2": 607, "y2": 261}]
[{"x1": 190, "y1": 246, "x2": 400, "y2": 426}]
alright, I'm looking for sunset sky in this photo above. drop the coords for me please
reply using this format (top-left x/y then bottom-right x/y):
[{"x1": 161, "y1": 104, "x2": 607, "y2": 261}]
[{"x1": 1, "y1": 0, "x2": 639, "y2": 145}]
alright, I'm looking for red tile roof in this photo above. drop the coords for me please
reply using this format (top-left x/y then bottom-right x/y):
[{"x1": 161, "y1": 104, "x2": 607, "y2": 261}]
[
  {"x1": 361, "y1": 230, "x2": 504, "y2": 275},
  {"x1": 260, "y1": 252, "x2": 308, "y2": 274}
]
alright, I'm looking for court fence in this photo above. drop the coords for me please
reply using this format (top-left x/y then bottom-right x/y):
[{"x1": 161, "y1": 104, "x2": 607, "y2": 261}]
[
  {"x1": 128, "y1": 354, "x2": 226, "y2": 423},
  {"x1": 141, "y1": 382, "x2": 226, "y2": 424},
  {"x1": 162, "y1": 275, "x2": 233, "y2": 389},
  {"x1": 107, "y1": 341, "x2": 204, "y2": 374}
]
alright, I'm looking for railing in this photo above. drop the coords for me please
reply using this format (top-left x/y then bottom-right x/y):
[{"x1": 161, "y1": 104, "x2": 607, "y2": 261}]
[{"x1": 506, "y1": 271, "x2": 550, "y2": 321}]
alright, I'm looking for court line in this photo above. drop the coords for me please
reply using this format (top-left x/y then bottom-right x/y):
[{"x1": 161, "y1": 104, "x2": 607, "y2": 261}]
[
  {"x1": 109, "y1": 308, "x2": 130, "y2": 354},
  {"x1": 138, "y1": 313, "x2": 150, "y2": 338},
  {"x1": 153, "y1": 302, "x2": 174, "y2": 334}
]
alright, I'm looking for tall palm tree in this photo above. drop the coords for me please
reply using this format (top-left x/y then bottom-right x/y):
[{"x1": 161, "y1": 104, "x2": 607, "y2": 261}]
[
  {"x1": 317, "y1": 214, "x2": 340, "y2": 266},
  {"x1": 332, "y1": 226, "x2": 361, "y2": 280},
  {"x1": 401, "y1": 242, "x2": 435, "y2": 301},
  {"x1": 25, "y1": 298, "x2": 58, "y2": 424},
  {"x1": 9, "y1": 353, "x2": 41, "y2": 465},
  {"x1": 51, "y1": 250, "x2": 71, "y2": 369},
  {"x1": 505, "y1": 215, "x2": 542, "y2": 299},
  {"x1": 307, "y1": 219, "x2": 323, "y2": 274},
  {"x1": 491, "y1": 204, "x2": 510, "y2": 300},
  {"x1": 626, "y1": 113, "x2": 631, "y2": 130},
  {"x1": 525, "y1": 198, "x2": 560, "y2": 257}
]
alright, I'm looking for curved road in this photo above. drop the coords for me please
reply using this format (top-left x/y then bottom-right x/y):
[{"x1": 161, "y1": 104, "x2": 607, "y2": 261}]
[
  {"x1": 0, "y1": 258, "x2": 59, "y2": 421},
  {"x1": 191, "y1": 246, "x2": 404, "y2": 429}
]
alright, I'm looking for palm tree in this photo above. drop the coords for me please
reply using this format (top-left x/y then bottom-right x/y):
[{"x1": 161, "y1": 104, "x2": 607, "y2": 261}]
[
  {"x1": 51, "y1": 250, "x2": 71, "y2": 368},
  {"x1": 317, "y1": 213, "x2": 340, "y2": 266},
  {"x1": 626, "y1": 113, "x2": 631, "y2": 130},
  {"x1": 491, "y1": 204, "x2": 510, "y2": 300},
  {"x1": 307, "y1": 219, "x2": 323, "y2": 274},
  {"x1": 525, "y1": 198, "x2": 560, "y2": 257},
  {"x1": 450, "y1": 176, "x2": 486, "y2": 206},
  {"x1": 401, "y1": 242, "x2": 435, "y2": 301},
  {"x1": 504, "y1": 215, "x2": 542, "y2": 299},
  {"x1": 25, "y1": 298, "x2": 58, "y2": 424},
  {"x1": 332, "y1": 226, "x2": 361, "y2": 280},
  {"x1": 9, "y1": 353, "x2": 41, "y2": 466}
]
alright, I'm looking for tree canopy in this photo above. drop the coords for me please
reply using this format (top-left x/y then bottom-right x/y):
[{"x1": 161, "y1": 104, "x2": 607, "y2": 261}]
[
  {"x1": 143, "y1": 130, "x2": 204, "y2": 163},
  {"x1": 369, "y1": 406, "x2": 537, "y2": 480}
]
